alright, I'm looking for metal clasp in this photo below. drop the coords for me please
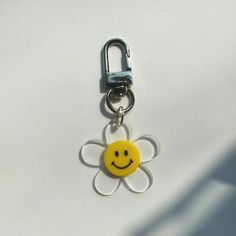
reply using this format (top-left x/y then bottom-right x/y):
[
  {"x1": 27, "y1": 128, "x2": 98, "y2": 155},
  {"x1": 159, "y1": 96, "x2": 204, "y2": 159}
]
[
  {"x1": 102, "y1": 38, "x2": 135, "y2": 126},
  {"x1": 103, "y1": 38, "x2": 133, "y2": 97}
]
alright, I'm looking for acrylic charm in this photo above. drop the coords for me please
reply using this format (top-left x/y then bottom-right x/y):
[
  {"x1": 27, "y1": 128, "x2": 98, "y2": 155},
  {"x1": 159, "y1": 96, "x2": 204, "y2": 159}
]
[
  {"x1": 81, "y1": 123, "x2": 160, "y2": 195},
  {"x1": 80, "y1": 39, "x2": 160, "y2": 195}
]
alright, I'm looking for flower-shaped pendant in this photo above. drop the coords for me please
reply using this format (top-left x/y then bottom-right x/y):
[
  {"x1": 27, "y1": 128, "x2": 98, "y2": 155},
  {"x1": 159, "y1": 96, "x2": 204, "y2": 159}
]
[{"x1": 81, "y1": 123, "x2": 160, "y2": 195}]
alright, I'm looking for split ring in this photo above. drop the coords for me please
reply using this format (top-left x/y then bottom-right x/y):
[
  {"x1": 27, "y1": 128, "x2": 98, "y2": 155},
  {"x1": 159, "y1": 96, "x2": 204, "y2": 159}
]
[{"x1": 106, "y1": 88, "x2": 135, "y2": 114}]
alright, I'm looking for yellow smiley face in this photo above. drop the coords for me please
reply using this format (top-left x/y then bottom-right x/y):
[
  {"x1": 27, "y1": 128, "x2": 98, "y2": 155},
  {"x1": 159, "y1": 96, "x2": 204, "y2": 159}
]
[{"x1": 103, "y1": 140, "x2": 140, "y2": 177}]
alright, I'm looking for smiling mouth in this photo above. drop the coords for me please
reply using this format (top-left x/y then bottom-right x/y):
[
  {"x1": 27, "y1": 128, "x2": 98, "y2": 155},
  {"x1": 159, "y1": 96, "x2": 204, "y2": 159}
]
[{"x1": 111, "y1": 159, "x2": 133, "y2": 169}]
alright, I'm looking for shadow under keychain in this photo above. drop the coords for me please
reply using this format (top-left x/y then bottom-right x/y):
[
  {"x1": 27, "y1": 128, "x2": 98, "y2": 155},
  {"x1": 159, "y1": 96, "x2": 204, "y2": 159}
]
[{"x1": 81, "y1": 39, "x2": 160, "y2": 196}]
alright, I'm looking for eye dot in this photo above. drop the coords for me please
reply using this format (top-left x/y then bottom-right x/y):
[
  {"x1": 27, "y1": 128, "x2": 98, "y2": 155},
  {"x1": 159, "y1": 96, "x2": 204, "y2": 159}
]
[
  {"x1": 124, "y1": 150, "x2": 128, "y2": 156},
  {"x1": 115, "y1": 151, "x2": 119, "y2": 157}
]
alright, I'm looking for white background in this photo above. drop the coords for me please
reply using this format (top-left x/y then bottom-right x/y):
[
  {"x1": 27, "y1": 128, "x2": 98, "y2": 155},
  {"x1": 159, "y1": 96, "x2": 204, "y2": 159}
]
[{"x1": 0, "y1": 1, "x2": 236, "y2": 236}]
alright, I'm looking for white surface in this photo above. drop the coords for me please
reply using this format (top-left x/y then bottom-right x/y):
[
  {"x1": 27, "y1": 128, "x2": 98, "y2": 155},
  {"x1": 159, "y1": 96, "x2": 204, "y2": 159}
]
[{"x1": 0, "y1": 1, "x2": 236, "y2": 236}]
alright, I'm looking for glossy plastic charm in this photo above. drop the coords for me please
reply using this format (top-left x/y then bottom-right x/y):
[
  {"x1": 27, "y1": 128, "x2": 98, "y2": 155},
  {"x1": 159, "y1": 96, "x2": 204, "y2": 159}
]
[{"x1": 81, "y1": 123, "x2": 160, "y2": 195}]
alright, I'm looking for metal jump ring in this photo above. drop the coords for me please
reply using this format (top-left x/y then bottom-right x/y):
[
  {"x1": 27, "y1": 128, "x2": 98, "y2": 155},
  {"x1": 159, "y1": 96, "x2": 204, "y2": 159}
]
[
  {"x1": 106, "y1": 88, "x2": 135, "y2": 114},
  {"x1": 116, "y1": 106, "x2": 124, "y2": 126}
]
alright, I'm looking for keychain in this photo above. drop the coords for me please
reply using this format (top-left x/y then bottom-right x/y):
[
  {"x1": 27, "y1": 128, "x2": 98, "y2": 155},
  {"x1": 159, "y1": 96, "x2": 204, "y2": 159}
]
[{"x1": 80, "y1": 39, "x2": 160, "y2": 195}]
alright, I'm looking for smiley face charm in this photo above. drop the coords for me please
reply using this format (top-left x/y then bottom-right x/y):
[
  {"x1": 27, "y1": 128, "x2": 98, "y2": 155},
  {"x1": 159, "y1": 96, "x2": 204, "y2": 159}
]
[
  {"x1": 81, "y1": 123, "x2": 160, "y2": 195},
  {"x1": 103, "y1": 140, "x2": 140, "y2": 177}
]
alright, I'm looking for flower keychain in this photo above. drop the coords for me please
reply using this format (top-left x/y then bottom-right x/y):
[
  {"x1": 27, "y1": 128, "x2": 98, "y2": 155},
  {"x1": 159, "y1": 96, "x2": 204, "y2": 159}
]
[{"x1": 80, "y1": 39, "x2": 160, "y2": 195}]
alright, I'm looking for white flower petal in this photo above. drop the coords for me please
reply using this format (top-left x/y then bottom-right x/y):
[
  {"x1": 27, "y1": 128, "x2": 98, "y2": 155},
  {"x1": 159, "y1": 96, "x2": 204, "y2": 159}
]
[
  {"x1": 94, "y1": 170, "x2": 121, "y2": 196},
  {"x1": 105, "y1": 122, "x2": 131, "y2": 144},
  {"x1": 133, "y1": 135, "x2": 160, "y2": 163},
  {"x1": 123, "y1": 166, "x2": 153, "y2": 193},
  {"x1": 80, "y1": 140, "x2": 105, "y2": 167}
]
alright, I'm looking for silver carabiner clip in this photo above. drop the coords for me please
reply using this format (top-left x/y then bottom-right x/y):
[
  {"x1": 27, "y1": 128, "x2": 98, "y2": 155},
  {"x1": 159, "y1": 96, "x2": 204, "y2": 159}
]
[
  {"x1": 103, "y1": 38, "x2": 132, "y2": 95},
  {"x1": 103, "y1": 38, "x2": 135, "y2": 125}
]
